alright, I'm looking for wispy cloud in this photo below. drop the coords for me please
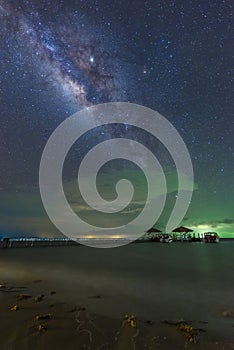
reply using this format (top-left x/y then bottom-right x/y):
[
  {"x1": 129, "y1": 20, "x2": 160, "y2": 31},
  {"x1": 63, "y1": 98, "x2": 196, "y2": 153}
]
[{"x1": 0, "y1": 168, "x2": 199, "y2": 237}]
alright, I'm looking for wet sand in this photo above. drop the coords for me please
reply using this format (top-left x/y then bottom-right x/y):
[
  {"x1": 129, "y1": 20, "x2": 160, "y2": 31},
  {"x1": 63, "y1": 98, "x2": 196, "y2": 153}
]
[{"x1": 0, "y1": 243, "x2": 234, "y2": 349}]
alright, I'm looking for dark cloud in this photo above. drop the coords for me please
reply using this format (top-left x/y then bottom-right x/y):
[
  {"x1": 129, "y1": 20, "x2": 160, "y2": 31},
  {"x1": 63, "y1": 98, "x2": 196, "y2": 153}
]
[
  {"x1": 222, "y1": 218, "x2": 234, "y2": 225},
  {"x1": 189, "y1": 218, "x2": 234, "y2": 228}
]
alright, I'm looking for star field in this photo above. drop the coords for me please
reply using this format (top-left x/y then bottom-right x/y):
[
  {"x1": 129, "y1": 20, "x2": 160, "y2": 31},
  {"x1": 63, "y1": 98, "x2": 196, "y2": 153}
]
[{"x1": 0, "y1": 0, "x2": 233, "y2": 237}]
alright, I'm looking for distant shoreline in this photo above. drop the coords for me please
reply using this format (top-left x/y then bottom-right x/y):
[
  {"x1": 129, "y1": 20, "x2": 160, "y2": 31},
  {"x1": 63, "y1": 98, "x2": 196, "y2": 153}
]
[{"x1": 1, "y1": 237, "x2": 234, "y2": 249}]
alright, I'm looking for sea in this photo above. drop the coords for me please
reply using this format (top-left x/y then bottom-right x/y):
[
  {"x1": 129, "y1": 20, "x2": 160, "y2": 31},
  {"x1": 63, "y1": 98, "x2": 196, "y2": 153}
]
[{"x1": 1, "y1": 241, "x2": 234, "y2": 343}]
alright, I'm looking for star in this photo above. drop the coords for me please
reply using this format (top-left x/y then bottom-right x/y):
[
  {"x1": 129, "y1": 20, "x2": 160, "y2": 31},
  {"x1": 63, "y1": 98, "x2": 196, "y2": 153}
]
[{"x1": 89, "y1": 56, "x2": 95, "y2": 64}]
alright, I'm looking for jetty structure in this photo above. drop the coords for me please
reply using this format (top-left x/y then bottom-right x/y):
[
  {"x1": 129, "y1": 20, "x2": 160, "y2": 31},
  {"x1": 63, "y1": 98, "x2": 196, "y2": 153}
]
[
  {"x1": 0, "y1": 237, "x2": 77, "y2": 249},
  {"x1": 0, "y1": 226, "x2": 221, "y2": 248}
]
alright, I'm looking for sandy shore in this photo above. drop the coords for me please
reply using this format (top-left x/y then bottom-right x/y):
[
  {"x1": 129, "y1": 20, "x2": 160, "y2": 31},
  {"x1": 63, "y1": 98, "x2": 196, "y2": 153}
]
[{"x1": 1, "y1": 244, "x2": 234, "y2": 349}]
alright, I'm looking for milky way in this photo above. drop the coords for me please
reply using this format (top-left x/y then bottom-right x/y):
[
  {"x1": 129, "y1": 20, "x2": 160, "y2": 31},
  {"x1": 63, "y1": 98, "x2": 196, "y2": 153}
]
[{"x1": 0, "y1": 0, "x2": 128, "y2": 108}]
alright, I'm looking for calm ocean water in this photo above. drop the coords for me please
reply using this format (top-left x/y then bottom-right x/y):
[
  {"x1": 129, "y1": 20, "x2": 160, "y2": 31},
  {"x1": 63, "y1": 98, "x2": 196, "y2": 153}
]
[{"x1": 1, "y1": 242, "x2": 234, "y2": 341}]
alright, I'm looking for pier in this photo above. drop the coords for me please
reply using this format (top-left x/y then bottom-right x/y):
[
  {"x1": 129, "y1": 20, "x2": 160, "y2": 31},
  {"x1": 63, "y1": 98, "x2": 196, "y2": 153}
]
[{"x1": 0, "y1": 237, "x2": 78, "y2": 249}]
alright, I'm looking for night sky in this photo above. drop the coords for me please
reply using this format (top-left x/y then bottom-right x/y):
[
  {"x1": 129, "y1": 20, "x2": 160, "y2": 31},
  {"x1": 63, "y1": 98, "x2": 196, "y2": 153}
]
[{"x1": 0, "y1": 0, "x2": 233, "y2": 238}]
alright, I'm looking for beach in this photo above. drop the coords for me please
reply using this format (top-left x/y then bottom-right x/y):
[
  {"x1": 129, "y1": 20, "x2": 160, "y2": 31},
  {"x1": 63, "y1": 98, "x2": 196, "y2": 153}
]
[{"x1": 1, "y1": 242, "x2": 234, "y2": 349}]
